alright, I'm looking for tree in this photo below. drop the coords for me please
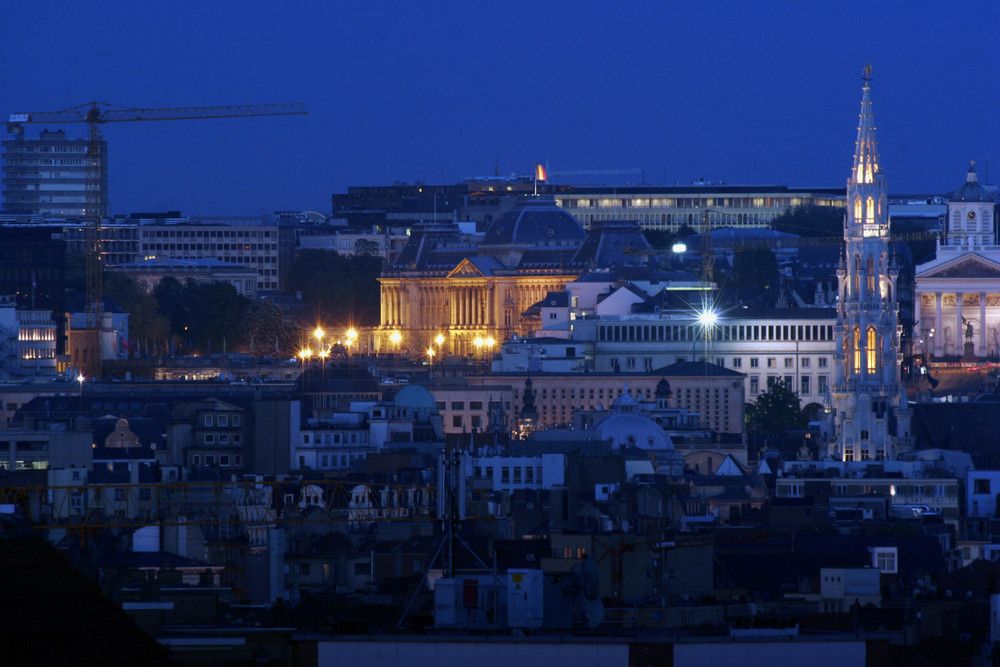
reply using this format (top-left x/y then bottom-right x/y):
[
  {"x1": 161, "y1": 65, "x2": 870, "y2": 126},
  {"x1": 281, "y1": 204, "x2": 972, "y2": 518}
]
[
  {"x1": 240, "y1": 299, "x2": 298, "y2": 357},
  {"x1": 285, "y1": 249, "x2": 383, "y2": 326},
  {"x1": 103, "y1": 272, "x2": 170, "y2": 356},
  {"x1": 770, "y1": 205, "x2": 843, "y2": 238},
  {"x1": 732, "y1": 248, "x2": 779, "y2": 291},
  {"x1": 746, "y1": 378, "x2": 807, "y2": 436}
]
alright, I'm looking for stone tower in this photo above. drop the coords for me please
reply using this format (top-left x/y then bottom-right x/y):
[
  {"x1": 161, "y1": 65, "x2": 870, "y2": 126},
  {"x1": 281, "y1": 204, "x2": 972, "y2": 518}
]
[{"x1": 828, "y1": 65, "x2": 912, "y2": 462}]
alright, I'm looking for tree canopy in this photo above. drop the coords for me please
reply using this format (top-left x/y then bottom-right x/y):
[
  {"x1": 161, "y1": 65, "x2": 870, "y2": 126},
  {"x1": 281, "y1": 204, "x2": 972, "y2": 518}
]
[
  {"x1": 770, "y1": 205, "x2": 844, "y2": 238},
  {"x1": 746, "y1": 378, "x2": 808, "y2": 436},
  {"x1": 285, "y1": 249, "x2": 383, "y2": 326}
]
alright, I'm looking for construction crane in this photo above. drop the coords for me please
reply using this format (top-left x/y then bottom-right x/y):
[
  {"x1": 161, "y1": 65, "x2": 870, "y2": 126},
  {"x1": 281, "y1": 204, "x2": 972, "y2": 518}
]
[{"x1": 5, "y1": 101, "x2": 307, "y2": 376}]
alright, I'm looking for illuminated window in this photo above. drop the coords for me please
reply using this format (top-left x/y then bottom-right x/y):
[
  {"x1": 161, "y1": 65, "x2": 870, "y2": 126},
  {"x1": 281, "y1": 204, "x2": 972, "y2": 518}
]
[
  {"x1": 852, "y1": 327, "x2": 861, "y2": 374},
  {"x1": 867, "y1": 257, "x2": 875, "y2": 294},
  {"x1": 867, "y1": 327, "x2": 878, "y2": 374},
  {"x1": 865, "y1": 196, "x2": 875, "y2": 225},
  {"x1": 854, "y1": 197, "x2": 862, "y2": 221}
]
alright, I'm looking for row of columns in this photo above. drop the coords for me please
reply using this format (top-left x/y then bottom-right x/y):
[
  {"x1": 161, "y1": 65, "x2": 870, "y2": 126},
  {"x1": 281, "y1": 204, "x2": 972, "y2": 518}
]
[
  {"x1": 451, "y1": 286, "x2": 491, "y2": 327},
  {"x1": 921, "y1": 291, "x2": 989, "y2": 357}
]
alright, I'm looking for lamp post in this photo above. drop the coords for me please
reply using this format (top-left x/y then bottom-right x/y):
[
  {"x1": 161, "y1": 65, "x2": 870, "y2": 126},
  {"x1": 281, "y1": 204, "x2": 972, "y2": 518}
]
[
  {"x1": 346, "y1": 328, "x2": 358, "y2": 358},
  {"x1": 77, "y1": 373, "x2": 85, "y2": 400},
  {"x1": 697, "y1": 308, "x2": 718, "y2": 364}
]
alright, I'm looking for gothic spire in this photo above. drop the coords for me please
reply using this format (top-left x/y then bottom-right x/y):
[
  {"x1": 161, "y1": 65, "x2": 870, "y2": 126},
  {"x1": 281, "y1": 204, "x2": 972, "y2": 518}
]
[{"x1": 852, "y1": 63, "x2": 880, "y2": 185}]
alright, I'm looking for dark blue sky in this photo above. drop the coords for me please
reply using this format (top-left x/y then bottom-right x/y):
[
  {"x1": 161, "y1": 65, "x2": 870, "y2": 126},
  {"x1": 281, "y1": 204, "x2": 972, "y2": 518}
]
[{"x1": 3, "y1": 2, "x2": 998, "y2": 216}]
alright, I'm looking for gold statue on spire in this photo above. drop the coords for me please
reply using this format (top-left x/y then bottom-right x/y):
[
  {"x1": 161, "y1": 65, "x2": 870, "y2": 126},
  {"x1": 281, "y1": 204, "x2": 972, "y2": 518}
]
[{"x1": 863, "y1": 63, "x2": 872, "y2": 82}]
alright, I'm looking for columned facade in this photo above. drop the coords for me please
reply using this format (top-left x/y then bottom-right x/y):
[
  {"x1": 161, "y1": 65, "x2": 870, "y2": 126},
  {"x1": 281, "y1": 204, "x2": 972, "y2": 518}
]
[
  {"x1": 827, "y1": 67, "x2": 911, "y2": 462},
  {"x1": 914, "y1": 164, "x2": 1000, "y2": 360}
]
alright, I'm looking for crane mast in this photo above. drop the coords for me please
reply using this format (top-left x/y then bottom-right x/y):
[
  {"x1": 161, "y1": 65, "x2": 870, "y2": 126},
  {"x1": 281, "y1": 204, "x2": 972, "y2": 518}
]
[{"x1": 6, "y1": 101, "x2": 307, "y2": 376}]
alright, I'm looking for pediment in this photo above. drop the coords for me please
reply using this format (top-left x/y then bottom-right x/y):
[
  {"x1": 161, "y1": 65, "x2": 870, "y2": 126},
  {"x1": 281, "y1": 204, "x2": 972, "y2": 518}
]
[
  {"x1": 446, "y1": 258, "x2": 484, "y2": 279},
  {"x1": 918, "y1": 254, "x2": 1000, "y2": 279}
]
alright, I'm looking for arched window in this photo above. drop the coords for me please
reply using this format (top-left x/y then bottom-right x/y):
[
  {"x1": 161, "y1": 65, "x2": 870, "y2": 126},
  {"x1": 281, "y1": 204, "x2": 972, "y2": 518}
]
[
  {"x1": 853, "y1": 327, "x2": 861, "y2": 374},
  {"x1": 853, "y1": 256, "x2": 861, "y2": 296},
  {"x1": 856, "y1": 163, "x2": 864, "y2": 185},
  {"x1": 867, "y1": 257, "x2": 875, "y2": 294},
  {"x1": 854, "y1": 197, "x2": 862, "y2": 221},
  {"x1": 866, "y1": 326, "x2": 878, "y2": 375},
  {"x1": 865, "y1": 196, "x2": 875, "y2": 225}
]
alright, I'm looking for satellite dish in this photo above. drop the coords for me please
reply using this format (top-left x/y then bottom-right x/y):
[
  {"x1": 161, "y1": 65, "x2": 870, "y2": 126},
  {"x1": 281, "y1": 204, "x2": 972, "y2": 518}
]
[{"x1": 575, "y1": 592, "x2": 605, "y2": 628}]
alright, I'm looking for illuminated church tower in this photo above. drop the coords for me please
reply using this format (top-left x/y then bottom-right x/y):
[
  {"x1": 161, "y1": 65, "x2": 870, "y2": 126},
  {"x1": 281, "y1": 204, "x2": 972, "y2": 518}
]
[{"x1": 827, "y1": 65, "x2": 912, "y2": 462}]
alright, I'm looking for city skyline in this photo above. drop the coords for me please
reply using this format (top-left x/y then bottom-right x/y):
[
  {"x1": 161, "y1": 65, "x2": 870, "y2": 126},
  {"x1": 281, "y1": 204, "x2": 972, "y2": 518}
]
[{"x1": 3, "y1": 2, "x2": 1000, "y2": 216}]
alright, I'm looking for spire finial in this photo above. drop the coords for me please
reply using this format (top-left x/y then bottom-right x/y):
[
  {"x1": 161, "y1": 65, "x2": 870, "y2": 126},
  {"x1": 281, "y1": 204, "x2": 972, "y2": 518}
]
[{"x1": 862, "y1": 63, "x2": 872, "y2": 84}]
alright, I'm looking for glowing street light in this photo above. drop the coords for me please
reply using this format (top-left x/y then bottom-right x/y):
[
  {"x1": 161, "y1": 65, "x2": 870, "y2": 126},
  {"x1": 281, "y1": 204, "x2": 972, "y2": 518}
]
[
  {"x1": 314, "y1": 327, "x2": 325, "y2": 343},
  {"x1": 697, "y1": 309, "x2": 718, "y2": 328},
  {"x1": 435, "y1": 333, "x2": 445, "y2": 347},
  {"x1": 77, "y1": 372, "x2": 85, "y2": 398}
]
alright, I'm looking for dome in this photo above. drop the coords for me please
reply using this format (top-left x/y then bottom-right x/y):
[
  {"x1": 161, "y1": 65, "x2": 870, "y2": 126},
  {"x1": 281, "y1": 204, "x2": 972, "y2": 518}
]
[
  {"x1": 393, "y1": 384, "x2": 437, "y2": 412},
  {"x1": 481, "y1": 198, "x2": 586, "y2": 246},
  {"x1": 590, "y1": 413, "x2": 674, "y2": 451},
  {"x1": 952, "y1": 164, "x2": 994, "y2": 203},
  {"x1": 655, "y1": 378, "x2": 672, "y2": 397}
]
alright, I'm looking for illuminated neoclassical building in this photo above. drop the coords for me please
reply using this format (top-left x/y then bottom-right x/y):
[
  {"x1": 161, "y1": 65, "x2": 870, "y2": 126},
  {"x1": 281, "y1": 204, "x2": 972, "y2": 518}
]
[
  {"x1": 914, "y1": 164, "x2": 1000, "y2": 358},
  {"x1": 376, "y1": 198, "x2": 647, "y2": 357},
  {"x1": 826, "y1": 66, "x2": 912, "y2": 462}
]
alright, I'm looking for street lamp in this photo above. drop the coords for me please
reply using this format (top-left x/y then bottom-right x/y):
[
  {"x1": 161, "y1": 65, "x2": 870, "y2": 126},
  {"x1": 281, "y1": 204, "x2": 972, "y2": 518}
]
[
  {"x1": 77, "y1": 373, "x2": 85, "y2": 399},
  {"x1": 346, "y1": 328, "x2": 358, "y2": 357},
  {"x1": 697, "y1": 307, "x2": 718, "y2": 363}
]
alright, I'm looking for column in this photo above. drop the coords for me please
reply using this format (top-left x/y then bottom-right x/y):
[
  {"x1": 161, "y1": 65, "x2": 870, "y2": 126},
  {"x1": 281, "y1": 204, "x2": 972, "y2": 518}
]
[
  {"x1": 956, "y1": 292, "x2": 963, "y2": 356},
  {"x1": 981, "y1": 292, "x2": 988, "y2": 357},
  {"x1": 935, "y1": 292, "x2": 943, "y2": 358}
]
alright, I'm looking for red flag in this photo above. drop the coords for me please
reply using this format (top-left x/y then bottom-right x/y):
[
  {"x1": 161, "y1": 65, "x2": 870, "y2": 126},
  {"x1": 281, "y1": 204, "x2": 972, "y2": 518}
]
[{"x1": 535, "y1": 163, "x2": 547, "y2": 182}]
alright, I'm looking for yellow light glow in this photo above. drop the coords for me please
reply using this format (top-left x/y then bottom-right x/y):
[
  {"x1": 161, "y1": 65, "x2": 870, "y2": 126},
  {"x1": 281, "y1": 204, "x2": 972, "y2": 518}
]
[
  {"x1": 427, "y1": 347, "x2": 436, "y2": 358},
  {"x1": 390, "y1": 331, "x2": 402, "y2": 345},
  {"x1": 77, "y1": 373, "x2": 85, "y2": 383},
  {"x1": 319, "y1": 348, "x2": 329, "y2": 359},
  {"x1": 346, "y1": 328, "x2": 358, "y2": 342},
  {"x1": 473, "y1": 337, "x2": 484, "y2": 348},
  {"x1": 299, "y1": 348, "x2": 313, "y2": 360},
  {"x1": 314, "y1": 327, "x2": 324, "y2": 341},
  {"x1": 435, "y1": 333, "x2": 445, "y2": 346},
  {"x1": 485, "y1": 336, "x2": 496, "y2": 348}
]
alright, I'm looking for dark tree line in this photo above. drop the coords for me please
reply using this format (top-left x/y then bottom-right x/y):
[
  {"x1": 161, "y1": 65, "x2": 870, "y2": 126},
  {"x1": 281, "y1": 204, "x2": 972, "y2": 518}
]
[{"x1": 285, "y1": 249, "x2": 383, "y2": 327}]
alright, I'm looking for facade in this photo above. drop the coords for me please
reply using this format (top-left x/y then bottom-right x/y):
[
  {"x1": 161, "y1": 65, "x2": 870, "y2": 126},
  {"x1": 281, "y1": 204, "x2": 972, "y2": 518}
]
[
  {"x1": 826, "y1": 68, "x2": 911, "y2": 462},
  {"x1": 914, "y1": 165, "x2": 1000, "y2": 358},
  {"x1": 554, "y1": 185, "x2": 843, "y2": 232},
  {"x1": 2, "y1": 129, "x2": 107, "y2": 217},
  {"x1": 63, "y1": 218, "x2": 284, "y2": 291},
  {"x1": 376, "y1": 199, "x2": 587, "y2": 356},
  {"x1": 112, "y1": 257, "x2": 259, "y2": 297},
  {"x1": 575, "y1": 309, "x2": 836, "y2": 407},
  {"x1": 331, "y1": 179, "x2": 844, "y2": 233},
  {"x1": 469, "y1": 362, "x2": 744, "y2": 436}
]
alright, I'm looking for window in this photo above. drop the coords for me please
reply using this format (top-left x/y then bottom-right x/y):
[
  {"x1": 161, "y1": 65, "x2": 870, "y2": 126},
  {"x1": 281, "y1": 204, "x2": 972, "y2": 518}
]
[
  {"x1": 205, "y1": 455, "x2": 215, "y2": 466},
  {"x1": 801, "y1": 358, "x2": 810, "y2": 368},
  {"x1": 975, "y1": 479, "x2": 991, "y2": 495},
  {"x1": 526, "y1": 467, "x2": 534, "y2": 483},
  {"x1": 784, "y1": 357, "x2": 794, "y2": 368},
  {"x1": 750, "y1": 358, "x2": 759, "y2": 368},
  {"x1": 732, "y1": 358, "x2": 742, "y2": 368},
  {"x1": 818, "y1": 375, "x2": 829, "y2": 395},
  {"x1": 513, "y1": 467, "x2": 521, "y2": 483},
  {"x1": 204, "y1": 434, "x2": 215, "y2": 443},
  {"x1": 452, "y1": 416, "x2": 462, "y2": 428},
  {"x1": 470, "y1": 401, "x2": 483, "y2": 410},
  {"x1": 800, "y1": 376, "x2": 811, "y2": 395},
  {"x1": 232, "y1": 415, "x2": 240, "y2": 426},
  {"x1": 766, "y1": 358, "x2": 776, "y2": 368},
  {"x1": 501, "y1": 467, "x2": 510, "y2": 483},
  {"x1": 218, "y1": 414, "x2": 229, "y2": 427},
  {"x1": 866, "y1": 327, "x2": 878, "y2": 374},
  {"x1": 451, "y1": 401, "x2": 464, "y2": 410},
  {"x1": 750, "y1": 377, "x2": 760, "y2": 394},
  {"x1": 872, "y1": 548, "x2": 897, "y2": 574},
  {"x1": 221, "y1": 455, "x2": 230, "y2": 466},
  {"x1": 204, "y1": 415, "x2": 214, "y2": 427},
  {"x1": 192, "y1": 455, "x2": 201, "y2": 465}
]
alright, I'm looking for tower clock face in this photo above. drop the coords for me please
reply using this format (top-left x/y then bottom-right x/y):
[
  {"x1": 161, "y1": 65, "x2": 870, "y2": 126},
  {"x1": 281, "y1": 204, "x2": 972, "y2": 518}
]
[{"x1": 967, "y1": 209, "x2": 977, "y2": 222}]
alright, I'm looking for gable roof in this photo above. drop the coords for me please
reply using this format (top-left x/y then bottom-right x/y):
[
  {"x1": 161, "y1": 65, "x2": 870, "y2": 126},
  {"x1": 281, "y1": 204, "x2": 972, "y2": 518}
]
[{"x1": 917, "y1": 253, "x2": 1000, "y2": 280}]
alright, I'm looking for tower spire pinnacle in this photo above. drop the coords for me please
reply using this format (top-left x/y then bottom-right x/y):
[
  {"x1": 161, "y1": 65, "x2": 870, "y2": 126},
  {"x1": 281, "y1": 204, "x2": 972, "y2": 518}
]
[{"x1": 853, "y1": 63, "x2": 879, "y2": 185}]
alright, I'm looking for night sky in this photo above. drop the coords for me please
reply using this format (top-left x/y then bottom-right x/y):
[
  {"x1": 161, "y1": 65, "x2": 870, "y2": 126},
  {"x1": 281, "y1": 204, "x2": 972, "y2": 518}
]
[{"x1": 3, "y1": 2, "x2": 998, "y2": 216}]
